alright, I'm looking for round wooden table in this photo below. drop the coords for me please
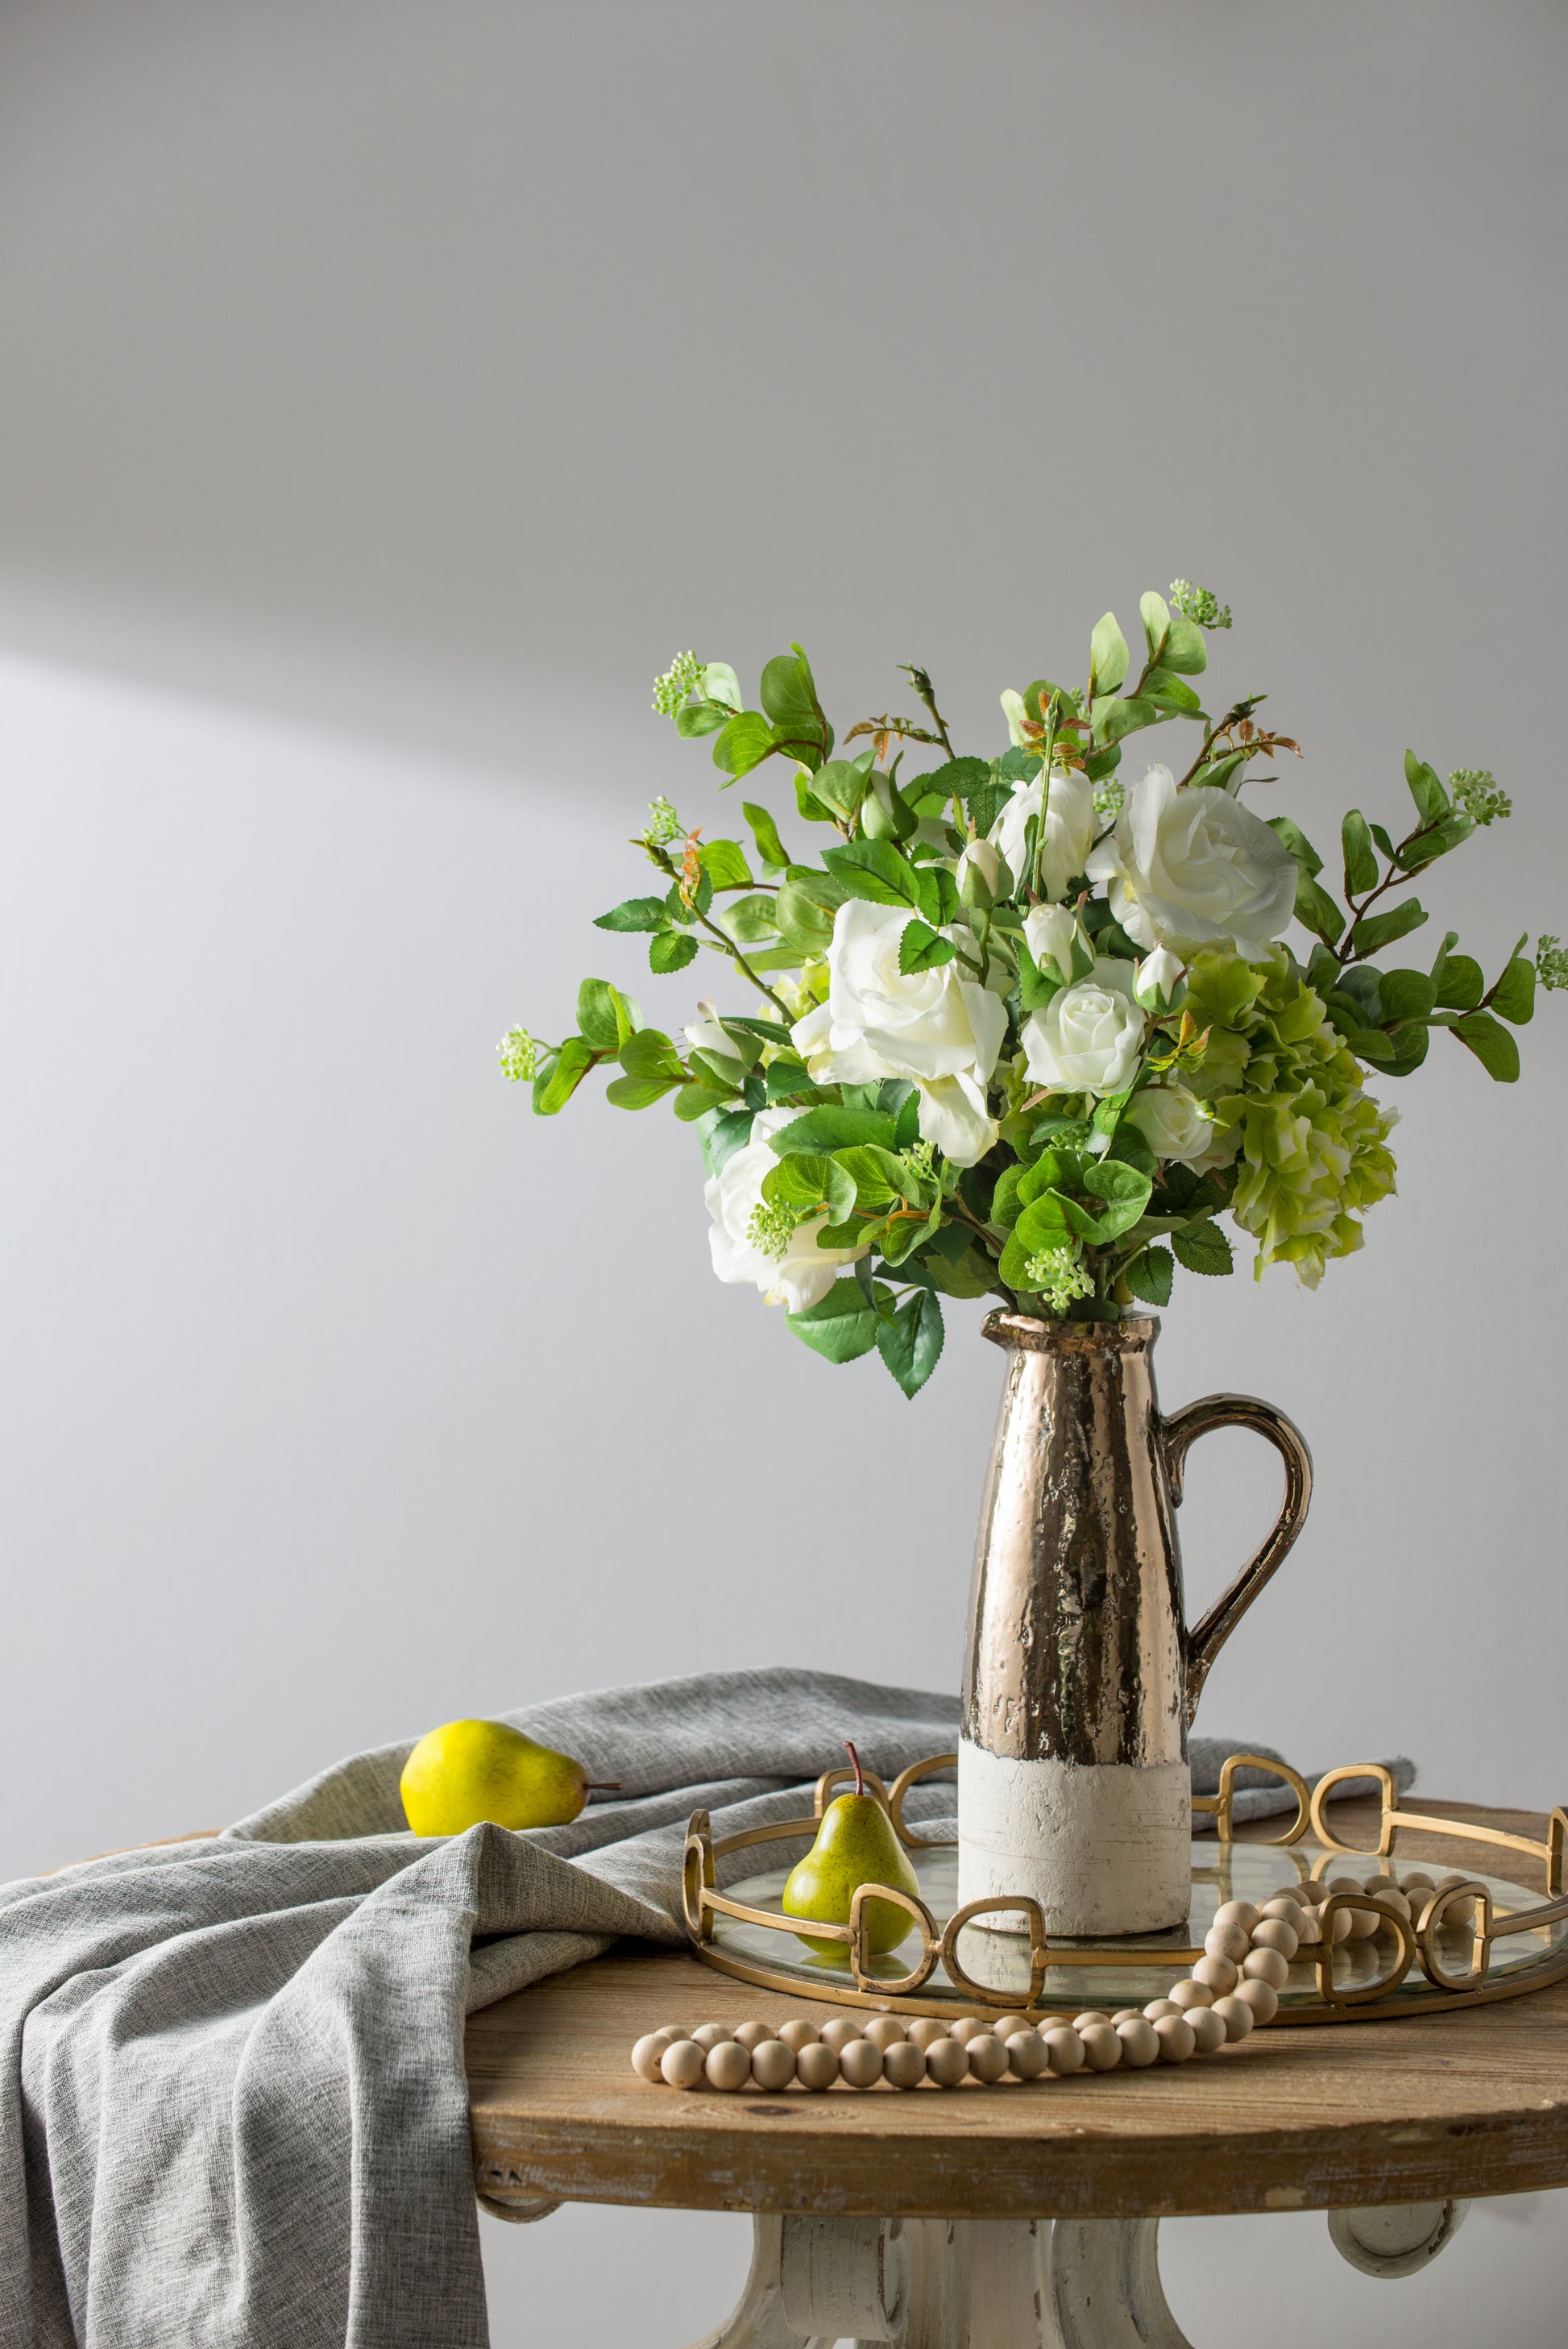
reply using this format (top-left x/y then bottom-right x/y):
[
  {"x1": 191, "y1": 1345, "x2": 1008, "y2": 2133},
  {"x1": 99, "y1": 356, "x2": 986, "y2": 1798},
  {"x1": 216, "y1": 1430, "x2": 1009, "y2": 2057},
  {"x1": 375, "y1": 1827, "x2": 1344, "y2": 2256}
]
[{"x1": 467, "y1": 1799, "x2": 1568, "y2": 2347}]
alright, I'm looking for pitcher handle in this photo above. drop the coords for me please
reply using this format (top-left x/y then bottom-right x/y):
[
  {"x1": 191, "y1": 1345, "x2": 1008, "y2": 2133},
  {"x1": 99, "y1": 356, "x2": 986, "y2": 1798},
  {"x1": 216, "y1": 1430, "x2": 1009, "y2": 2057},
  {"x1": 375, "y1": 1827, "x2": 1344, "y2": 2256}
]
[{"x1": 1160, "y1": 1393, "x2": 1313, "y2": 1726}]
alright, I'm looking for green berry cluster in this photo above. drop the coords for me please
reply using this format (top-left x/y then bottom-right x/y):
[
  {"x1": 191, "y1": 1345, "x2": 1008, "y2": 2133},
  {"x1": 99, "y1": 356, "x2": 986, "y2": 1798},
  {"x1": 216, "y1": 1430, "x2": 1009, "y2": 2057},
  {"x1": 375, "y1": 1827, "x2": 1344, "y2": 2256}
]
[
  {"x1": 644, "y1": 795, "x2": 684, "y2": 846},
  {"x1": 1024, "y1": 1245, "x2": 1095, "y2": 1313},
  {"x1": 497, "y1": 1027, "x2": 540, "y2": 1082},
  {"x1": 1168, "y1": 579, "x2": 1232, "y2": 631},
  {"x1": 1537, "y1": 936, "x2": 1568, "y2": 992},
  {"x1": 652, "y1": 650, "x2": 704, "y2": 718},
  {"x1": 1449, "y1": 769, "x2": 1512, "y2": 828}
]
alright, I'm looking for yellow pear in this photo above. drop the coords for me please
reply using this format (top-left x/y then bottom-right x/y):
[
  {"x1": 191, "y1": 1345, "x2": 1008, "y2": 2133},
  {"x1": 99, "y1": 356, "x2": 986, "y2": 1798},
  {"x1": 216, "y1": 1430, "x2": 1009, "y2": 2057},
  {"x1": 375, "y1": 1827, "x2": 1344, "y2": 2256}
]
[
  {"x1": 399, "y1": 1718, "x2": 619, "y2": 1836},
  {"x1": 782, "y1": 1741, "x2": 921, "y2": 1958}
]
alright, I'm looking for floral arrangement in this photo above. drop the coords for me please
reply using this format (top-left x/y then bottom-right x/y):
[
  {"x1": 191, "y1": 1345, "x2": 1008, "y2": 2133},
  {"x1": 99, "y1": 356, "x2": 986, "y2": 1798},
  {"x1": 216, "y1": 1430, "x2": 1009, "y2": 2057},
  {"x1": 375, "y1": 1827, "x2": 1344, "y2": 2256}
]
[{"x1": 502, "y1": 585, "x2": 1562, "y2": 1397}]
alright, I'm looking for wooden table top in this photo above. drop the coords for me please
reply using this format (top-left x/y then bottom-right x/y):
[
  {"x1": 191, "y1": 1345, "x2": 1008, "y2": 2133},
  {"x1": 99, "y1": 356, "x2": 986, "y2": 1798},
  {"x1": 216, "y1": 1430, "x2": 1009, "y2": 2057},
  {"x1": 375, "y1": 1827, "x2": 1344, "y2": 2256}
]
[{"x1": 467, "y1": 1799, "x2": 1568, "y2": 2222}]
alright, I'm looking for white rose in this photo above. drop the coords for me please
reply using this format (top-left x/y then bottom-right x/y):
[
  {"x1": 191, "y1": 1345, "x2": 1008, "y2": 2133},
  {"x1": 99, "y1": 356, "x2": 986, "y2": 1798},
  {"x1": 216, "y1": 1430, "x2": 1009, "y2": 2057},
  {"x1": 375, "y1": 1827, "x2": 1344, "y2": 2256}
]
[
  {"x1": 1085, "y1": 764, "x2": 1297, "y2": 960},
  {"x1": 955, "y1": 836, "x2": 1006, "y2": 903},
  {"x1": 791, "y1": 899, "x2": 1007, "y2": 1167},
  {"x1": 1023, "y1": 903, "x2": 1094, "y2": 988},
  {"x1": 1020, "y1": 958, "x2": 1147, "y2": 1096},
  {"x1": 1133, "y1": 946, "x2": 1187, "y2": 1014},
  {"x1": 703, "y1": 1107, "x2": 867, "y2": 1313},
  {"x1": 989, "y1": 766, "x2": 1096, "y2": 902},
  {"x1": 1124, "y1": 1084, "x2": 1217, "y2": 1166}
]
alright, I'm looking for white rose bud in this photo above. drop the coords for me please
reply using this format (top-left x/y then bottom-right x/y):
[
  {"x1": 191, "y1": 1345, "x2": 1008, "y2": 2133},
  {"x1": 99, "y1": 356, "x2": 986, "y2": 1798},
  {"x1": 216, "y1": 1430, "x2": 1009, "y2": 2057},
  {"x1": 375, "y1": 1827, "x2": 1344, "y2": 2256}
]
[
  {"x1": 1023, "y1": 903, "x2": 1095, "y2": 989},
  {"x1": 956, "y1": 836, "x2": 1006, "y2": 908},
  {"x1": 1134, "y1": 947, "x2": 1188, "y2": 1014},
  {"x1": 1085, "y1": 763, "x2": 1298, "y2": 960},
  {"x1": 1124, "y1": 1084, "x2": 1217, "y2": 1166},
  {"x1": 989, "y1": 767, "x2": 1097, "y2": 903},
  {"x1": 1020, "y1": 959, "x2": 1147, "y2": 1097}
]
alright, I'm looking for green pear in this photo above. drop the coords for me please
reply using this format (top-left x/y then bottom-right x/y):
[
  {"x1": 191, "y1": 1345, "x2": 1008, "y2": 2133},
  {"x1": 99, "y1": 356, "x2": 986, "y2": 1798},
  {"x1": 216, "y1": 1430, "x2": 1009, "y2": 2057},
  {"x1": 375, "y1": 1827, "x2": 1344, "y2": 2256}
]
[
  {"x1": 782, "y1": 1740, "x2": 921, "y2": 1958},
  {"x1": 400, "y1": 1718, "x2": 620, "y2": 1835}
]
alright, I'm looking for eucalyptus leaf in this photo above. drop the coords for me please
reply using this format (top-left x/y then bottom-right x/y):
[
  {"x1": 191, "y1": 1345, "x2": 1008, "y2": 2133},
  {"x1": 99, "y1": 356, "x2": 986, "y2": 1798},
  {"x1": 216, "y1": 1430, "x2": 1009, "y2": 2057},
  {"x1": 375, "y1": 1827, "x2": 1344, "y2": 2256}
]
[
  {"x1": 1349, "y1": 899, "x2": 1427, "y2": 957},
  {"x1": 1089, "y1": 612, "x2": 1130, "y2": 697},
  {"x1": 1452, "y1": 1011, "x2": 1520, "y2": 1082},
  {"x1": 700, "y1": 1109, "x2": 754, "y2": 1177},
  {"x1": 1267, "y1": 816, "x2": 1324, "y2": 878},
  {"x1": 699, "y1": 839, "x2": 753, "y2": 891},
  {"x1": 1139, "y1": 591, "x2": 1171, "y2": 666},
  {"x1": 1433, "y1": 953, "x2": 1484, "y2": 1010},
  {"x1": 1490, "y1": 958, "x2": 1537, "y2": 1025},
  {"x1": 774, "y1": 864, "x2": 848, "y2": 952},
  {"x1": 1378, "y1": 968, "x2": 1436, "y2": 1023},
  {"x1": 1403, "y1": 750, "x2": 1450, "y2": 827},
  {"x1": 1159, "y1": 612, "x2": 1209, "y2": 674},
  {"x1": 1342, "y1": 810, "x2": 1379, "y2": 897},
  {"x1": 711, "y1": 711, "x2": 781, "y2": 779},
  {"x1": 604, "y1": 1073, "x2": 680, "y2": 1110},
  {"x1": 674, "y1": 701, "x2": 731, "y2": 739},
  {"x1": 742, "y1": 801, "x2": 791, "y2": 870},
  {"x1": 576, "y1": 977, "x2": 624, "y2": 1051},
  {"x1": 531, "y1": 1037, "x2": 596, "y2": 1116}
]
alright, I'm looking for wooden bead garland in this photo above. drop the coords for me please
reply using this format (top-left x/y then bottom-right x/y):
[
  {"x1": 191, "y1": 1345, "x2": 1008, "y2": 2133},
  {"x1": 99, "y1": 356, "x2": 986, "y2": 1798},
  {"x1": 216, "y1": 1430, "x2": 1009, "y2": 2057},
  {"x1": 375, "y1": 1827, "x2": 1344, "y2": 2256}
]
[{"x1": 631, "y1": 1866, "x2": 1449, "y2": 2091}]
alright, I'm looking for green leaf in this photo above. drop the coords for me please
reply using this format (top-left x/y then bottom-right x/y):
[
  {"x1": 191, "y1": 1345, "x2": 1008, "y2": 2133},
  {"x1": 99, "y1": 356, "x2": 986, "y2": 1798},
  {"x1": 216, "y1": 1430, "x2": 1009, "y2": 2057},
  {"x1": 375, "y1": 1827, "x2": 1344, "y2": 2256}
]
[
  {"x1": 822, "y1": 839, "x2": 924, "y2": 908},
  {"x1": 1349, "y1": 899, "x2": 1428, "y2": 957},
  {"x1": 672, "y1": 1082, "x2": 736, "y2": 1122},
  {"x1": 699, "y1": 839, "x2": 753, "y2": 891},
  {"x1": 759, "y1": 647, "x2": 828, "y2": 767},
  {"x1": 1092, "y1": 694, "x2": 1163, "y2": 746},
  {"x1": 898, "y1": 919, "x2": 957, "y2": 973},
  {"x1": 531, "y1": 1037, "x2": 597, "y2": 1116},
  {"x1": 811, "y1": 753, "x2": 877, "y2": 826},
  {"x1": 1158, "y1": 612, "x2": 1208, "y2": 674},
  {"x1": 1193, "y1": 749, "x2": 1249, "y2": 794},
  {"x1": 919, "y1": 1245, "x2": 1001, "y2": 1301},
  {"x1": 576, "y1": 978, "x2": 624, "y2": 1051},
  {"x1": 595, "y1": 895, "x2": 670, "y2": 934},
  {"x1": 1404, "y1": 751, "x2": 1450, "y2": 827},
  {"x1": 666, "y1": 870, "x2": 712, "y2": 923},
  {"x1": 1433, "y1": 952, "x2": 1484, "y2": 1010},
  {"x1": 700, "y1": 1109, "x2": 754, "y2": 1177},
  {"x1": 674, "y1": 700, "x2": 731, "y2": 739},
  {"x1": 719, "y1": 891, "x2": 779, "y2": 945},
  {"x1": 1342, "y1": 809, "x2": 1379, "y2": 897},
  {"x1": 1089, "y1": 612, "x2": 1130, "y2": 697},
  {"x1": 1080, "y1": 1160, "x2": 1155, "y2": 1241},
  {"x1": 1452, "y1": 1011, "x2": 1520, "y2": 1082},
  {"x1": 1267, "y1": 816, "x2": 1324, "y2": 878},
  {"x1": 702, "y1": 662, "x2": 741, "y2": 708},
  {"x1": 762, "y1": 1152, "x2": 857, "y2": 1224},
  {"x1": 1014, "y1": 1191, "x2": 1095, "y2": 1251},
  {"x1": 1124, "y1": 1244, "x2": 1174, "y2": 1307},
  {"x1": 1490, "y1": 957, "x2": 1537, "y2": 1026},
  {"x1": 835, "y1": 1143, "x2": 919, "y2": 1209},
  {"x1": 1102, "y1": 1123, "x2": 1157, "y2": 1178},
  {"x1": 1142, "y1": 669, "x2": 1205, "y2": 716},
  {"x1": 1171, "y1": 1219, "x2": 1234, "y2": 1276},
  {"x1": 1139, "y1": 591, "x2": 1171, "y2": 666},
  {"x1": 604, "y1": 1073, "x2": 679, "y2": 1110},
  {"x1": 619, "y1": 1027, "x2": 686, "y2": 1081},
  {"x1": 1293, "y1": 874, "x2": 1346, "y2": 944},
  {"x1": 774, "y1": 865, "x2": 848, "y2": 953},
  {"x1": 1397, "y1": 811, "x2": 1475, "y2": 870},
  {"x1": 1378, "y1": 968, "x2": 1436, "y2": 1023},
  {"x1": 649, "y1": 931, "x2": 699, "y2": 974},
  {"x1": 876, "y1": 1289, "x2": 945, "y2": 1399},
  {"x1": 743, "y1": 801, "x2": 791, "y2": 870},
  {"x1": 711, "y1": 711, "x2": 781, "y2": 779},
  {"x1": 919, "y1": 754, "x2": 991, "y2": 808},
  {"x1": 768, "y1": 1106, "x2": 899, "y2": 1156},
  {"x1": 787, "y1": 1277, "x2": 882, "y2": 1365},
  {"x1": 763, "y1": 1056, "x2": 815, "y2": 1102},
  {"x1": 794, "y1": 772, "x2": 836, "y2": 824}
]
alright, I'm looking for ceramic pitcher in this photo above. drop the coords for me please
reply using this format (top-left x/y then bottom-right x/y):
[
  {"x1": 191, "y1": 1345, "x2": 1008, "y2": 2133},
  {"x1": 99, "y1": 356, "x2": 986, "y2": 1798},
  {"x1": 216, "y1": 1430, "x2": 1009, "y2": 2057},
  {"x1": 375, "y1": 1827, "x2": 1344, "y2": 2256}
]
[{"x1": 959, "y1": 1311, "x2": 1313, "y2": 1937}]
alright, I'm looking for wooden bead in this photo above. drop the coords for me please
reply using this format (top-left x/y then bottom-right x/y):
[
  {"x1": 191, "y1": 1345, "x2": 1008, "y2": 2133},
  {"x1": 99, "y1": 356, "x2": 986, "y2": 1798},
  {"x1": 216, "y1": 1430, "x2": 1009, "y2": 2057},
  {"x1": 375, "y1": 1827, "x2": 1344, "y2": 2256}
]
[
  {"x1": 1193, "y1": 1954, "x2": 1239, "y2": 1994},
  {"x1": 838, "y1": 2039, "x2": 884, "y2": 2089},
  {"x1": 967, "y1": 2033, "x2": 1010, "y2": 2083},
  {"x1": 819, "y1": 2015, "x2": 861, "y2": 2053},
  {"x1": 882, "y1": 2040, "x2": 927, "y2": 2090},
  {"x1": 749, "y1": 2040, "x2": 797, "y2": 2091},
  {"x1": 1362, "y1": 1873, "x2": 1400, "y2": 1897},
  {"x1": 1042, "y1": 2027, "x2": 1085, "y2": 2075},
  {"x1": 1263, "y1": 1886, "x2": 1309, "y2": 1909},
  {"x1": 1033, "y1": 2014, "x2": 1072, "y2": 2032},
  {"x1": 1434, "y1": 1875, "x2": 1479, "y2": 1924},
  {"x1": 691, "y1": 2023, "x2": 732, "y2": 2050},
  {"x1": 950, "y1": 2016, "x2": 989, "y2": 2044},
  {"x1": 1345, "y1": 1907, "x2": 1381, "y2": 1941},
  {"x1": 1288, "y1": 1905, "x2": 1321, "y2": 1944},
  {"x1": 632, "y1": 2032, "x2": 674, "y2": 2082},
  {"x1": 1259, "y1": 1896, "x2": 1305, "y2": 1923},
  {"x1": 776, "y1": 2019, "x2": 819, "y2": 2052},
  {"x1": 1169, "y1": 1979, "x2": 1213, "y2": 2011},
  {"x1": 1143, "y1": 1998, "x2": 1184, "y2": 2020},
  {"x1": 862, "y1": 2015, "x2": 907, "y2": 2050},
  {"x1": 1235, "y1": 1978, "x2": 1280, "y2": 2025},
  {"x1": 1321, "y1": 1906, "x2": 1353, "y2": 1944},
  {"x1": 661, "y1": 2040, "x2": 706, "y2": 2089},
  {"x1": 1007, "y1": 2032, "x2": 1051, "y2": 2080},
  {"x1": 1072, "y1": 2010, "x2": 1112, "y2": 2029},
  {"x1": 995, "y1": 2012, "x2": 1038, "y2": 2040},
  {"x1": 795, "y1": 2042, "x2": 840, "y2": 2090},
  {"x1": 906, "y1": 2016, "x2": 950, "y2": 2051},
  {"x1": 1079, "y1": 2023, "x2": 1122, "y2": 2072},
  {"x1": 732, "y1": 2020, "x2": 773, "y2": 2052},
  {"x1": 653, "y1": 2022, "x2": 693, "y2": 2040},
  {"x1": 1209, "y1": 1994, "x2": 1255, "y2": 2043},
  {"x1": 925, "y1": 2036, "x2": 970, "y2": 2088},
  {"x1": 1250, "y1": 1917, "x2": 1299, "y2": 1960},
  {"x1": 1110, "y1": 2008, "x2": 1146, "y2": 2025},
  {"x1": 1187, "y1": 2007, "x2": 1229, "y2": 2055},
  {"x1": 1205, "y1": 1920, "x2": 1251, "y2": 1964},
  {"x1": 706, "y1": 2041, "x2": 752, "y2": 2091},
  {"x1": 1155, "y1": 2015, "x2": 1196, "y2": 2063},
  {"x1": 1242, "y1": 1946, "x2": 1290, "y2": 1990},
  {"x1": 1402, "y1": 1870, "x2": 1435, "y2": 1892},
  {"x1": 1114, "y1": 2018, "x2": 1159, "y2": 2067},
  {"x1": 1213, "y1": 1900, "x2": 1260, "y2": 1932},
  {"x1": 1325, "y1": 1876, "x2": 1363, "y2": 1900}
]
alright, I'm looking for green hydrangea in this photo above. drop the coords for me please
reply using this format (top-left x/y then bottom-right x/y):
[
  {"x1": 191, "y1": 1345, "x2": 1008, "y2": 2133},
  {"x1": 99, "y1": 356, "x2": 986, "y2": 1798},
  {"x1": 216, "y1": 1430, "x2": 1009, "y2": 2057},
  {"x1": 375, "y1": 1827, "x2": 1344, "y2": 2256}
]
[{"x1": 1183, "y1": 946, "x2": 1398, "y2": 1284}]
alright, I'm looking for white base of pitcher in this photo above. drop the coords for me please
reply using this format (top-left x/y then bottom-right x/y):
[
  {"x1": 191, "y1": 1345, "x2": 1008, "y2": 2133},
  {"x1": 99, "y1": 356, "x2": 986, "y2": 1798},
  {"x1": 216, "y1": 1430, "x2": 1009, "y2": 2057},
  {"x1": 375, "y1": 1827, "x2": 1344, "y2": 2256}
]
[{"x1": 956, "y1": 1741, "x2": 1192, "y2": 1936}]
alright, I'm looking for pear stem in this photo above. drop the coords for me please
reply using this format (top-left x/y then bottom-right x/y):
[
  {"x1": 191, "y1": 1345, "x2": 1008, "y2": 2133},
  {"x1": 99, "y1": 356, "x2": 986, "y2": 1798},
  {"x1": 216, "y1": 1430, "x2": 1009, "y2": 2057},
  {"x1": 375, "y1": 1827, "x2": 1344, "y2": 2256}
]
[{"x1": 843, "y1": 1739, "x2": 865, "y2": 1799}]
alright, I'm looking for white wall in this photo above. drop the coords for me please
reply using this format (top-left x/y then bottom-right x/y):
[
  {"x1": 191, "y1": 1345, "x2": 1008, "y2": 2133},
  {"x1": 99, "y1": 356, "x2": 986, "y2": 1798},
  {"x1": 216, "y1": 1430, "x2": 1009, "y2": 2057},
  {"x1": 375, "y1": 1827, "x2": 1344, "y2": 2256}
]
[{"x1": 2, "y1": 2, "x2": 1565, "y2": 2340}]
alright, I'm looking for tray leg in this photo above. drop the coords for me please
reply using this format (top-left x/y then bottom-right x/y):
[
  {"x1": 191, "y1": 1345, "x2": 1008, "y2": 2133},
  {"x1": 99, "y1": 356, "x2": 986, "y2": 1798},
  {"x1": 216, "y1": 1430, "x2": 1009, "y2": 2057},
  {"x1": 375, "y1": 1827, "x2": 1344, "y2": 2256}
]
[
  {"x1": 1326, "y1": 2199, "x2": 1470, "y2": 2278},
  {"x1": 1044, "y1": 2219, "x2": 1193, "y2": 2349}
]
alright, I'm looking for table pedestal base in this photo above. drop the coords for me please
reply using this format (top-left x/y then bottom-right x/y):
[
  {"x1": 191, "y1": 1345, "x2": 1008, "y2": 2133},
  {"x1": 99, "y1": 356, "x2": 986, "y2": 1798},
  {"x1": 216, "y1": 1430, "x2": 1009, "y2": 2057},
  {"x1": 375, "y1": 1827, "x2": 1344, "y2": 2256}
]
[{"x1": 688, "y1": 2202, "x2": 1471, "y2": 2348}]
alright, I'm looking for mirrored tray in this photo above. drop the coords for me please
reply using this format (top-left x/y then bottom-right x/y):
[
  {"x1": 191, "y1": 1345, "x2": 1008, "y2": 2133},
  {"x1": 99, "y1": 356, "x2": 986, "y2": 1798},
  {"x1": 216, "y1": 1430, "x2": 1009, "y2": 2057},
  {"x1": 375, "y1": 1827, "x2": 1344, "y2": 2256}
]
[{"x1": 682, "y1": 1755, "x2": 1568, "y2": 2026}]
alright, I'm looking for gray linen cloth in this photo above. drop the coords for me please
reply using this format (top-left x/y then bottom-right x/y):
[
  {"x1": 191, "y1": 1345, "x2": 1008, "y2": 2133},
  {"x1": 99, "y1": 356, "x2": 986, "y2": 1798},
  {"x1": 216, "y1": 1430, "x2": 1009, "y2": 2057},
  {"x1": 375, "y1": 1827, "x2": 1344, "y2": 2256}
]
[{"x1": 0, "y1": 1667, "x2": 1412, "y2": 2349}]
